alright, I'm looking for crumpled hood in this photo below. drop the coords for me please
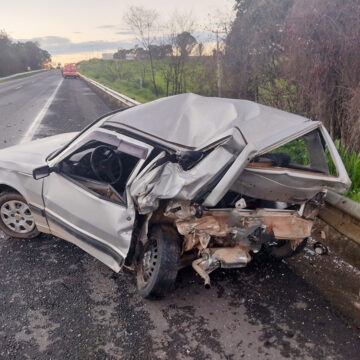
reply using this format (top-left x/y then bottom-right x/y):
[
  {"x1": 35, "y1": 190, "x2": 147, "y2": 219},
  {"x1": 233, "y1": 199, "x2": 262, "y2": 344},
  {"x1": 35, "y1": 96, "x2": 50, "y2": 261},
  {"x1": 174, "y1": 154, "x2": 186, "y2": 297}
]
[
  {"x1": 0, "y1": 132, "x2": 77, "y2": 174},
  {"x1": 105, "y1": 93, "x2": 316, "y2": 151}
]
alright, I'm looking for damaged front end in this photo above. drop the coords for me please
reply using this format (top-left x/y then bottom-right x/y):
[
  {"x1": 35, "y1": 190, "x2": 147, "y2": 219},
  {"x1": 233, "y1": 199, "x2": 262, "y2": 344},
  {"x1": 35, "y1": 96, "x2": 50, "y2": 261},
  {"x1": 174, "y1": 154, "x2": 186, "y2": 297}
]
[
  {"x1": 163, "y1": 198, "x2": 320, "y2": 287},
  {"x1": 128, "y1": 120, "x2": 350, "y2": 290}
]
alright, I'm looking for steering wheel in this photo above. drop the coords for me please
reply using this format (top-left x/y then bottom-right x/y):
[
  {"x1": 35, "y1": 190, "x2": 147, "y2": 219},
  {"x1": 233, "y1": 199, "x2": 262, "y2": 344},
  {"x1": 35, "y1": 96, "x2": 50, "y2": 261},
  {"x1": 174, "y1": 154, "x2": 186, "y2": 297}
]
[{"x1": 90, "y1": 145, "x2": 123, "y2": 184}]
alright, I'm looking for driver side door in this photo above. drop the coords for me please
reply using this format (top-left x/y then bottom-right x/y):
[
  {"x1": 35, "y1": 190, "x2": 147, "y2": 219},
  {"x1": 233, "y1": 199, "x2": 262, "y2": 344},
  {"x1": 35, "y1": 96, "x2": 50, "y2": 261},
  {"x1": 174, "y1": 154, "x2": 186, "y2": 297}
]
[{"x1": 42, "y1": 129, "x2": 152, "y2": 272}]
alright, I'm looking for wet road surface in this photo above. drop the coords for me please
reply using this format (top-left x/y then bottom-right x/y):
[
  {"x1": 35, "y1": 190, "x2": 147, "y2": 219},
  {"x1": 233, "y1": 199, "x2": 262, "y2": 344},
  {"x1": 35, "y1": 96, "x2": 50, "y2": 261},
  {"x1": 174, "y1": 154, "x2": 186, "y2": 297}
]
[
  {"x1": 0, "y1": 70, "x2": 111, "y2": 149},
  {"x1": 0, "y1": 72, "x2": 359, "y2": 359},
  {"x1": 0, "y1": 71, "x2": 62, "y2": 147},
  {"x1": 0, "y1": 232, "x2": 359, "y2": 360}
]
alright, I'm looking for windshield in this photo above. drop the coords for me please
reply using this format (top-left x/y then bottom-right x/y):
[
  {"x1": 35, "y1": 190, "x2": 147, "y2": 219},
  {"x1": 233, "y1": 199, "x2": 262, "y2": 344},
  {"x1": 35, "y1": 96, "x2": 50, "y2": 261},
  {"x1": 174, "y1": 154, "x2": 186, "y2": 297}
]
[
  {"x1": 252, "y1": 129, "x2": 331, "y2": 174},
  {"x1": 46, "y1": 109, "x2": 128, "y2": 162}
]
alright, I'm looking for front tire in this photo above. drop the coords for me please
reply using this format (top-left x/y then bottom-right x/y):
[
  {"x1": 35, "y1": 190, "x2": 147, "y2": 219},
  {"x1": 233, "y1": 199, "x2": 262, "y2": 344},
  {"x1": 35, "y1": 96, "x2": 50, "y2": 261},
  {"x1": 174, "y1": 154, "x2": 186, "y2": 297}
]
[
  {"x1": 0, "y1": 192, "x2": 39, "y2": 239},
  {"x1": 136, "y1": 225, "x2": 180, "y2": 299}
]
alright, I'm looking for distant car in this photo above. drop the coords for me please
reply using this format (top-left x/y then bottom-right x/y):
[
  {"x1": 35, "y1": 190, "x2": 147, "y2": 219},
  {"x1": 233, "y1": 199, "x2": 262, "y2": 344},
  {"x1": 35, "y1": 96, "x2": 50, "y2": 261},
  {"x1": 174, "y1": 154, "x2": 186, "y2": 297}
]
[
  {"x1": 56, "y1": 63, "x2": 61, "y2": 69},
  {"x1": 0, "y1": 94, "x2": 351, "y2": 298},
  {"x1": 62, "y1": 63, "x2": 79, "y2": 79}
]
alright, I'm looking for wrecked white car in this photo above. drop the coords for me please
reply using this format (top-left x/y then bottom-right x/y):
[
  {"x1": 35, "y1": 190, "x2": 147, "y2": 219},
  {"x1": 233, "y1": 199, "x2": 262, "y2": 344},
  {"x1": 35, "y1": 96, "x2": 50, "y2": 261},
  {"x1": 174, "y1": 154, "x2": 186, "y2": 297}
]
[{"x1": 0, "y1": 93, "x2": 351, "y2": 298}]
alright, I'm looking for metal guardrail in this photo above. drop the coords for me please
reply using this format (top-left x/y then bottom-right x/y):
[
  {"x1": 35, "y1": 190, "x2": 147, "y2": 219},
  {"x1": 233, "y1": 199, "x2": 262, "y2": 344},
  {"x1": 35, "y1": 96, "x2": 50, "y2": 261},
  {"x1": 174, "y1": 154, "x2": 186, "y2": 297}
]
[
  {"x1": 79, "y1": 73, "x2": 140, "y2": 107},
  {"x1": 320, "y1": 190, "x2": 360, "y2": 245},
  {"x1": 0, "y1": 69, "x2": 45, "y2": 81},
  {"x1": 325, "y1": 190, "x2": 360, "y2": 222}
]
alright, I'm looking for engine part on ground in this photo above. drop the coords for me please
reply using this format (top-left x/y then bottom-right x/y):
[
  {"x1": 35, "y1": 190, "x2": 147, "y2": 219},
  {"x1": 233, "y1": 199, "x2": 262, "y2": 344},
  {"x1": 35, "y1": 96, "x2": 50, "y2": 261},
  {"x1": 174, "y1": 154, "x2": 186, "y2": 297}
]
[
  {"x1": 192, "y1": 258, "x2": 211, "y2": 288},
  {"x1": 192, "y1": 247, "x2": 251, "y2": 287}
]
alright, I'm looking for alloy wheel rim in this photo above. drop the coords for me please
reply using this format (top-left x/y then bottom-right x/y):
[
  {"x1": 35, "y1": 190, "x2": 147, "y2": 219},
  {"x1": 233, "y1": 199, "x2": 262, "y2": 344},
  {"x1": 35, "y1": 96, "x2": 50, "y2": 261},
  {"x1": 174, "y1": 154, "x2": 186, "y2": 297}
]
[{"x1": 0, "y1": 200, "x2": 35, "y2": 233}]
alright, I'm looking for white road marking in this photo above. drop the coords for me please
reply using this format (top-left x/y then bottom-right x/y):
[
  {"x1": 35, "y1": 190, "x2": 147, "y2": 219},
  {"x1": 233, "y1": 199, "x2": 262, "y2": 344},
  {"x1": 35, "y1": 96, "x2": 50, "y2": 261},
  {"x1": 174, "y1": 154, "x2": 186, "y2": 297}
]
[
  {"x1": 20, "y1": 78, "x2": 63, "y2": 144},
  {"x1": 15, "y1": 85, "x2": 23, "y2": 90}
]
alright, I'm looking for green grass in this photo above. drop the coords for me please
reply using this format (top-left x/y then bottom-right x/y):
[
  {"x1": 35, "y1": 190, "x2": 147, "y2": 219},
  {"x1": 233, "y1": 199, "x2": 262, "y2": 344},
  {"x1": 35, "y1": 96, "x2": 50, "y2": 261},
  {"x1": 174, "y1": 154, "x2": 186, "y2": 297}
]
[
  {"x1": 328, "y1": 140, "x2": 360, "y2": 202},
  {"x1": 267, "y1": 137, "x2": 360, "y2": 203},
  {"x1": 78, "y1": 58, "x2": 215, "y2": 103},
  {"x1": 271, "y1": 138, "x2": 309, "y2": 165},
  {"x1": 79, "y1": 59, "x2": 158, "y2": 103}
]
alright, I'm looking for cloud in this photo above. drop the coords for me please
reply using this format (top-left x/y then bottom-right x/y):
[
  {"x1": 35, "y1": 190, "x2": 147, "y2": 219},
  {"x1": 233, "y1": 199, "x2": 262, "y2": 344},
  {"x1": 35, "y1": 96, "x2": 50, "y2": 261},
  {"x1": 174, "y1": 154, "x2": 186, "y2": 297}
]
[
  {"x1": 115, "y1": 30, "x2": 135, "y2": 36},
  {"x1": 97, "y1": 25, "x2": 116, "y2": 29},
  {"x1": 18, "y1": 30, "x2": 214, "y2": 56},
  {"x1": 22, "y1": 36, "x2": 136, "y2": 55}
]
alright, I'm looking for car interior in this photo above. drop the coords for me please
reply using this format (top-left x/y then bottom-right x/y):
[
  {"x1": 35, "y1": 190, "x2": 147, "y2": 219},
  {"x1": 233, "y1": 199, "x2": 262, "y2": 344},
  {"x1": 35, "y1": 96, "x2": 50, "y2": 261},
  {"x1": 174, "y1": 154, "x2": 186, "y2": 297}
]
[
  {"x1": 59, "y1": 140, "x2": 141, "y2": 204},
  {"x1": 247, "y1": 129, "x2": 333, "y2": 175}
]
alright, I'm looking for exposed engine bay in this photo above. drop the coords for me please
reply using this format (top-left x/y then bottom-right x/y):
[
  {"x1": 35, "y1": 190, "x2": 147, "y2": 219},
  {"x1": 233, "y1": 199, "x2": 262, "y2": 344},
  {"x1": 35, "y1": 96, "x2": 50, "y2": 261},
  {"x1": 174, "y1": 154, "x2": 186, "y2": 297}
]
[{"x1": 159, "y1": 192, "x2": 324, "y2": 287}]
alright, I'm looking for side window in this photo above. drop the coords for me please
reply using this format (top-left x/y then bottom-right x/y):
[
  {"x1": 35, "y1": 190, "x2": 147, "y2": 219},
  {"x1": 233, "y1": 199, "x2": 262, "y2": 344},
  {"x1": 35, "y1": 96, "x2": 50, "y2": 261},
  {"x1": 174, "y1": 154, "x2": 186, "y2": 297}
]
[
  {"x1": 59, "y1": 137, "x2": 148, "y2": 204},
  {"x1": 250, "y1": 129, "x2": 331, "y2": 175}
]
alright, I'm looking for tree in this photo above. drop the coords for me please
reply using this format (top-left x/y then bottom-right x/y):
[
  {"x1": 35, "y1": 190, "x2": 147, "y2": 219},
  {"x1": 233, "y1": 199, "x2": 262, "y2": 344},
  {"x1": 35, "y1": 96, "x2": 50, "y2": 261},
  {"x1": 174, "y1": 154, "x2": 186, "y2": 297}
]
[
  {"x1": 0, "y1": 31, "x2": 51, "y2": 76},
  {"x1": 124, "y1": 6, "x2": 160, "y2": 95},
  {"x1": 197, "y1": 43, "x2": 204, "y2": 57},
  {"x1": 223, "y1": 0, "x2": 360, "y2": 150},
  {"x1": 175, "y1": 31, "x2": 197, "y2": 58},
  {"x1": 283, "y1": 0, "x2": 360, "y2": 147},
  {"x1": 148, "y1": 44, "x2": 172, "y2": 59},
  {"x1": 114, "y1": 48, "x2": 128, "y2": 59},
  {"x1": 161, "y1": 12, "x2": 198, "y2": 95},
  {"x1": 224, "y1": 0, "x2": 294, "y2": 101}
]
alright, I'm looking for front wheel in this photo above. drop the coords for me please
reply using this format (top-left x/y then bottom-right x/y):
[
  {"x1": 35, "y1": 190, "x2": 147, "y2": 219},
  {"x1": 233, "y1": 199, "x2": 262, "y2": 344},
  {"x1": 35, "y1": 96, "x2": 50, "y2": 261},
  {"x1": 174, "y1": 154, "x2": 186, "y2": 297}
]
[
  {"x1": 0, "y1": 192, "x2": 40, "y2": 239},
  {"x1": 136, "y1": 225, "x2": 180, "y2": 299}
]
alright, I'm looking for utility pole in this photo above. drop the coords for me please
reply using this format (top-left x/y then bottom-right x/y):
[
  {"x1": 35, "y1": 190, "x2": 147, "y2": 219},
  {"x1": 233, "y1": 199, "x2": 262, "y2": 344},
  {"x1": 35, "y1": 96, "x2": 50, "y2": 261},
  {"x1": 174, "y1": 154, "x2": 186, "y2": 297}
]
[{"x1": 216, "y1": 30, "x2": 222, "y2": 97}]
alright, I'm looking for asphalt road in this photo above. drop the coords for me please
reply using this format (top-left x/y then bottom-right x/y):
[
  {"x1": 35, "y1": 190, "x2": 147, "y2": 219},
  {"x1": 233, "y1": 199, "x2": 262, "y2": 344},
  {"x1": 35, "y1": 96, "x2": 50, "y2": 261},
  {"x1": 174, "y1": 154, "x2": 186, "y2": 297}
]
[
  {"x1": 0, "y1": 71, "x2": 60, "y2": 148},
  {"x1": 0, "y1": 70, "x2": 111, "y2": 148},
  {"x1": 0, "y1": 71, "x2": 359, "y2": 360}
]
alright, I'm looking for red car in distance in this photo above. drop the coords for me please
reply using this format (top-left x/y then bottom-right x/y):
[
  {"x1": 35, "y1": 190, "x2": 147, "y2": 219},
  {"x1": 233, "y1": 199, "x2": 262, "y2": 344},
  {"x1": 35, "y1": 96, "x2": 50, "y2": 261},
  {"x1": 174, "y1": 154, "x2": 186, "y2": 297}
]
[{"x1": 62, "y1": 63, "x2": 79, "y2": 79}]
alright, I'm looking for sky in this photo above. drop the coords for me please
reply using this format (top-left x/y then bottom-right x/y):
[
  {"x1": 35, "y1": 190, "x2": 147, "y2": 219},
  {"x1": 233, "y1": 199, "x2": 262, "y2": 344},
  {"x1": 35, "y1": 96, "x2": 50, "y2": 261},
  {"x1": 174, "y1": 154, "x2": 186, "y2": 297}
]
[{"x1": 1, "y1": 0, "x2": 235, "y2": 64}]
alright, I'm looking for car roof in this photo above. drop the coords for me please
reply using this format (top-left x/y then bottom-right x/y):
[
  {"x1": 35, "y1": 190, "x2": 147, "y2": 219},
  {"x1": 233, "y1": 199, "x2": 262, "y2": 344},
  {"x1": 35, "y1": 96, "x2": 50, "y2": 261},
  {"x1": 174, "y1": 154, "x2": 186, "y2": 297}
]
[{"x1": 104, "y1": 93, "x2": 317, "y2": 151}]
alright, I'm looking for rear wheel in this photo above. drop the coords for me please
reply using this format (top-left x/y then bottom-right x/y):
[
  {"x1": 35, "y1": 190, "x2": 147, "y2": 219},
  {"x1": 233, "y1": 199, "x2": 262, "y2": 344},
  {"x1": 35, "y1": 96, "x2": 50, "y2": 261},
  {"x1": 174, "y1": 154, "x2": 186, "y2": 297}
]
[
  {"x1": 0, "y1": 192, "x2": 39, "y2": 239},
  {"x1": 136, "y1": 225, "x2": 180, "y2": 299}
]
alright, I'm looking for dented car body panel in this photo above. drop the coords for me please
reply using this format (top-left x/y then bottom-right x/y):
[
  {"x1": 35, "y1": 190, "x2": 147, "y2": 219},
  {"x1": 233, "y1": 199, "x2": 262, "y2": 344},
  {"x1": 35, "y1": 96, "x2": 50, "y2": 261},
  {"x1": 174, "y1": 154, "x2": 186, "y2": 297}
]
[{"x1": 0, "y1": 94, "x2": 351, "y2": 293}]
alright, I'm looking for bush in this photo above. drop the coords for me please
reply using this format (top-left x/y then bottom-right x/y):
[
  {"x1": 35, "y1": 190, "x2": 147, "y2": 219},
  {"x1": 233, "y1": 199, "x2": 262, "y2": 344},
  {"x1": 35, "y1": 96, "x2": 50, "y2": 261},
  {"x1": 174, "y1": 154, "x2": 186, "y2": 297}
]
[{"x1": 328, "y1": 140, "x2": 360, "y2": 202}]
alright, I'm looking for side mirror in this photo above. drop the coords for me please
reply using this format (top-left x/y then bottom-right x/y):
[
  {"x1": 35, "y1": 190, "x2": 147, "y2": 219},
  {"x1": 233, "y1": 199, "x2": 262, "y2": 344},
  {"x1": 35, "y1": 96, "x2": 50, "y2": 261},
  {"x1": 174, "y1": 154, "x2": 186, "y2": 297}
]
[{"x1": 32, "y1": 165, "x2": 52, "y2": 180}]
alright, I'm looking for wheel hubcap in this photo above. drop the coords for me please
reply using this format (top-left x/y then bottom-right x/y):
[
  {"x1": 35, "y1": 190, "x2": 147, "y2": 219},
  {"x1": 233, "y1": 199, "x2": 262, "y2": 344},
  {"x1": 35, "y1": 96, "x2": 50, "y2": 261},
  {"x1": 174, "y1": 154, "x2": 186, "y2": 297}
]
[
  {"x1": 0, "y1": 200, "x2": 35, "y2": 234},
  {"x1": 142, "y1": 241, "x2": 158, "y2": 282}
]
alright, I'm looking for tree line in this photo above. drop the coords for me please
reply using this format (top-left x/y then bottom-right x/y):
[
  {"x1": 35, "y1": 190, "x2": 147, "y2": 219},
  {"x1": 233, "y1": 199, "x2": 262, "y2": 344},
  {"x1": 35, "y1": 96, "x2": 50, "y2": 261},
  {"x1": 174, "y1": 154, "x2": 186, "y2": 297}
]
[
  {"x1": 224, "y1": 0, "x2": 360, "y2": 151},
  {"x1": 122, "y1": 1, "x2": 360, "y2": 151},
  {"x1": 0, "y1": 31, "x2": 51, "y2": 77}
]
